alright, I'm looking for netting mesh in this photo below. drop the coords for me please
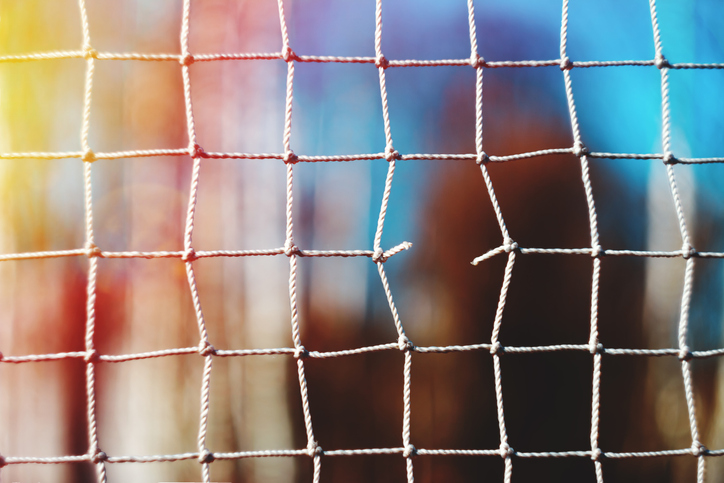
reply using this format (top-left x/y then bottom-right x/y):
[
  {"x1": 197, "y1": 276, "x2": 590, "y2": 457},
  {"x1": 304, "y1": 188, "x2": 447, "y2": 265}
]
[{"x1": 1, "y1": 0, "x2": 724, "y2": 482}]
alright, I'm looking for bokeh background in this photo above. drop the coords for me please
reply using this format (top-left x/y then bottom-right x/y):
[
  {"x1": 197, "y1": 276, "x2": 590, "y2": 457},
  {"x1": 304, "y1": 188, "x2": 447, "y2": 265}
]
[{"x1": 1, "y1": 1, "x2": 724, "y2": 482}]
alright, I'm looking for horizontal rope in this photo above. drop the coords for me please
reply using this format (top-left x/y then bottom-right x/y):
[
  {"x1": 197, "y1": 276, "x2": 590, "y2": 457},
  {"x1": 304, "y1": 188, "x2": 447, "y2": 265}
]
[{"x1": 4, "y1": 343, "x2": 723, "y2": 365}]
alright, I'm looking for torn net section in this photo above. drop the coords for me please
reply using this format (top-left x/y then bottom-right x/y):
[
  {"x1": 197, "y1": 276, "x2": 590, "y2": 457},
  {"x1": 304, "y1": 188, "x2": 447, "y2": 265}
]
[{"x1": 0, "y1": 0, "x2": 723, "y2": 482}]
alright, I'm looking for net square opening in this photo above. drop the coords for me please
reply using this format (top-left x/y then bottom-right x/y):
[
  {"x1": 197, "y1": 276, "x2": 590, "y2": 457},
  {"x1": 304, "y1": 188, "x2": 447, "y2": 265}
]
[
  {"x1": 299, "y1": 257, "x2": 382, "y2": 350},
  {"x1": 193, "y1": 157, "x2": 287, "y2": 251},
  {"x1": 486, "y1": 154, "x2": 592, "y2": 250},
  {"x1": 191, "y1": 59, "x2": 287, "y2": 155},
  {"x1": 599, "y1": 354, "x2": 691, "y2": 453},
  {"x1": 91, "y1": 60, "x2": 187, "y2": 153},
  {"x1": 87, "y1": 0, "x2": 182, "y2": 54},
  {"x1": 296, "y1": 256, "x2": 400, "y2": 352},
  {"x1": 566, "y1": 0, "x2": 655, "y2": 62},
  {"x1": 94, "y1": 257, "x2": 199, "y2": 355},
  {"x1": 385, "y1": 66, "x2": 475, "y2": 156},
  {"x1": 572, "y1": 65, "x2": 661, "y2": 156},
  {"x1": 303, "y1": 350, "x2": 405, "y2": 451},
  {"x1": 93, "y1": 156, "x2": 190, "y2": 253},
  {"x1": 293, "y1": 62, "x2": 384, "y2": 157},
  {"x1": 482, "y1": 66, "x2": 569, "y2": 157},
  {"x1": 0, "y1": 59, "x2": 85, "y2": 153},
  {"x1": 410, "y1": 351, "x2": 498, "y2": 451},
  {"x1": 193, "y1": 256, "x2": 292, "y2": 352},
  {"x1": 289, "y1": 0, "x2": 375, "y2": 58},
  {"x1": 294, "y1": 161, "x2": 376, "y2": 250},
  {"x1": 500, "y1": 254, "x2": 593, "y2": 348},
  {"x1": 504, "y1": 351, "x2": 592, "y2": 453},
  {"x1": 204, "y1": 356, "x2": 302, "y2": 483},
  {"x1": 97, "y1": 355, "x2": 204, "y2": 456},
  {"x1": 1, "y1": 0, "x2": 82, "y2": 54}
]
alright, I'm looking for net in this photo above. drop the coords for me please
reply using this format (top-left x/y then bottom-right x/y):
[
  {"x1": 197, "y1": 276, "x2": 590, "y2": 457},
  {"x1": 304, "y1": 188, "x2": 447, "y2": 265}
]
[{"x1": 1, "y1": 0, "x2": 723, "y2": 482}]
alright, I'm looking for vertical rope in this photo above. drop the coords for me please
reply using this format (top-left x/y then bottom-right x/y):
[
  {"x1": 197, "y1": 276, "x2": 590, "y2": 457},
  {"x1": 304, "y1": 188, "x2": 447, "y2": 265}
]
[
  {"x1": 179, "y1": 1, "x2": 215, "y2": 481},
  {"x1": 648, "y1": 1, "x2": 705, "y2": 480},
  {"x1": 467, "y1": 2, "x2": 516, "y2": 480},
  {"x1": 559, "y1": 1, "x2": 605, "y2": 480},
  {"x1": 77, "y1": 0, "x2": 106, "y2": 480},
  {"x1": 372, "y1": 1, "x2": 415, "y2": 480},
  {"x1": 276, "y1": 0, "x2": 323, "y2": 479}
]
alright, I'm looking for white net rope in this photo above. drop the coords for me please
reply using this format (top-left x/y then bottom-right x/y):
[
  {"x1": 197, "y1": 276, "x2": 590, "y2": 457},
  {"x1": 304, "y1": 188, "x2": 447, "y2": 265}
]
[{"x1": 0, "y1": 0, "x2": 723, "y2": 482}]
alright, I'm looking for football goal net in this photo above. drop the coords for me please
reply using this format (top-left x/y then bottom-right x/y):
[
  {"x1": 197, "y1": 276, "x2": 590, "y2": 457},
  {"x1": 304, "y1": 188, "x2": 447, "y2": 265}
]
[{"x1": 1, "y1": 0, "x2": 723, "y2": 482}]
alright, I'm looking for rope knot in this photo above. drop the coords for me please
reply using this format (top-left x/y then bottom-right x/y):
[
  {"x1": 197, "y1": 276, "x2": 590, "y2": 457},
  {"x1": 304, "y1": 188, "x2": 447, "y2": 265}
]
[
  {"x1": 591, "y1": 448, "x2": 603, "y2": 461},
  {"x1": 372, "y1": 248, "x2": 386, "y2": 263},
  {"x1": 655, "y1": 54, "x2": 670, "y2": 69},
  {"x1": 678, "y1": 347, "x2": 693, "y2": 361},
  {"x1": 198, "y1": 340, "x2": 216, "y2": 357},
  {"x1": 398, "y1": 335, "x2": 414, "y2": 352},
  {"x1": 469, "y1": 53, "x2": 485, "y2": 69},
  {"x1": 82, "y1": 148, "x2": 97, "y2": 163},
  {"x1": 282, "y1": 45, "x2": 297, "y2": 63},
  {"x1": 499, "y1": 442, "x2": 514, "y2": 458},
  {"x1": 559, "y1": 56, "x2": 573, "y2": 71},
  {"x1": 681, "y1": 243, "x2": 696, "y2": 260},
  {"x1": 573, "y1": 142, "x2": 588, "y2": 158},
  {"x1": 294, "y1": 345, "x2": 309, "y2": 359},
  {"x1": 307, "y1": 440, "x2": 323, "y2": 457},
  {"x1": 84, "y1": 349, "x2": 100, "y2": 363},
  {"x1": 180, "y1": 53, "x2": 195, "y2": 67},
  {"x1": 663, "y1": 151, "x2": 677, "y2": 164},
  {"x1": 403, "y1": 444, "x2": 417, "y2": 458},
  {"x1": 182, "y1": 248, "x2": 197, "y2": 262},
  {"x1": 691, "y1": 442, "x2": 706, "y2": 457},
  {"x1": 503, "y1": 238, "x2": 518, "y2": 253},
  {"x1": 91, "y1": 451, "x2": 107, "y2": 464},
  {"x1": 591, "y1": 245, "x2": 604, "y2": 258},
  {"x1": 476, "y1": 151, "x2": 489, "y2": 166},
  {"x1": 283, "y1": 150, "x2": 299, "y2": 165},
  {"x1": 198, "y1": 449, "x2": 215, "y2": 464},
  {"x1": 85, "y1": 242, "x2": 103, "y2": 258},
  {"x1": 83, "y1": 46, "x2": 98, "y2": 60},
  {"x1": 384, "y1": 145, "x2": 400, "y2": 162},
  {"x1": 490, "y1": 341, "x2": 502, "y2": 355},
  {"x1": 590, "y1": 342, "x2": 603, "y2": 355},
  {"x1": 188, "y1": 142, "x2": 204, "y2": 159},
  {"x1": 375, "y1": 54, "x2": 389, "y2": 69},
  {"x1": 284, "y1": 240, "x2": 300, "y2": 257}
]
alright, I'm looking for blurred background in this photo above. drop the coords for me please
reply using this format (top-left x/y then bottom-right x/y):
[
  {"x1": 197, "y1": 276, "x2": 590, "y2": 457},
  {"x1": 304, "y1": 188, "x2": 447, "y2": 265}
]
[{"x1": 1, "y1": 0, "x2": 723, "y2": 482}]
